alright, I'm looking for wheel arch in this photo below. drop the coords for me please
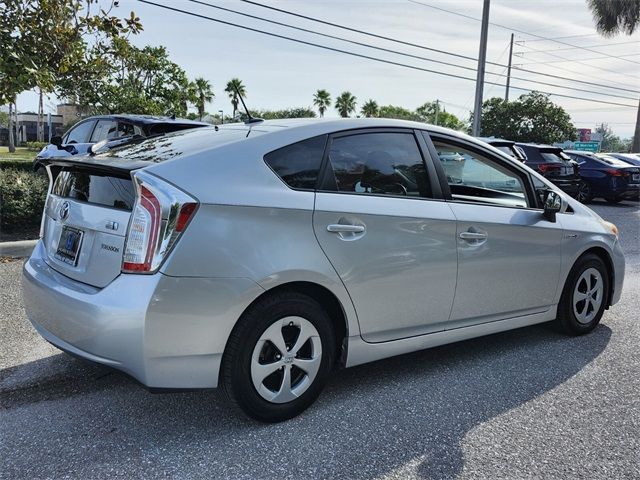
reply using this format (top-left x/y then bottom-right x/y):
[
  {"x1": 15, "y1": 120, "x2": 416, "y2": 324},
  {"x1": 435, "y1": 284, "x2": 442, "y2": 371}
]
[
  {"x1": 232, "y1": 281, "x2": 352, "y2": 367},
  {"x1": 573, "y1": 246, "x2": 615, "y2": 308}
]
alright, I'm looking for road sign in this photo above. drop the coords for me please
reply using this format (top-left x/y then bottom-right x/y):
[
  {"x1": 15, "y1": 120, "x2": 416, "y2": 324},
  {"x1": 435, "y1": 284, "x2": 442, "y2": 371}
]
[{"x1": 573, "y1": 141, "x2": 600, "y2": 152}]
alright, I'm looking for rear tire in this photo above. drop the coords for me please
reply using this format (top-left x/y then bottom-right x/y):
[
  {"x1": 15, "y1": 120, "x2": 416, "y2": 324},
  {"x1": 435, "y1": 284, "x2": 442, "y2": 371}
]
[
  {"x1": 222, "y1": 291, "x2": 336, "y2": 422},
  {"x1": 556, "y1": 254, "x2": 609, "y2": 336},
  {"x1": 576, "y1": 181, "x2": 592, "y2": 203}
]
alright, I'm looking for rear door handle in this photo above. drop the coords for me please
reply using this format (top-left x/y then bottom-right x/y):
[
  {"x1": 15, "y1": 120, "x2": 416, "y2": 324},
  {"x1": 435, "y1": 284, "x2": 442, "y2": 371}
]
[
  {"x1": 459, "y1": 231, "x2": 488, "y2": 240},
  {"x1": 327, "y1": 224, "x2": 365, "y2": 233}
]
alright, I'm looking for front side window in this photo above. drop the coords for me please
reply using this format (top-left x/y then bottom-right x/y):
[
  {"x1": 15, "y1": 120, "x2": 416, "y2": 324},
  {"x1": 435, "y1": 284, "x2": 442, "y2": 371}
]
[
  {"x1": 90, "y1": 119, "x2": 118, "y2": 142},
  {"x1": 264, "y1": 135, "x2": 327, "y2": 189},
  {"x1": 434, "y1": 141, "x2": 529, "y2": 208},
  {"x1": 64, "y1": 120, "x2": 95, "y2": 144},
  {"x1": 327, "y1": 132, "x2": 431, "y2": 198}
]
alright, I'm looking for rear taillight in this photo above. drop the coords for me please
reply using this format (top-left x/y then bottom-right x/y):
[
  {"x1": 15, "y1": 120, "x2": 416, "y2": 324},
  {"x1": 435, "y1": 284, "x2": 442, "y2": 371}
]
[
  {"x1": 122, "y1": 172, "x2": 198, "y2": 274},
  {"x1": 606, "y1": 169, "x2": 627, "y2": 177},
  {"x1": 537, "y1": 164, "x2": 560, "y2": 174}
]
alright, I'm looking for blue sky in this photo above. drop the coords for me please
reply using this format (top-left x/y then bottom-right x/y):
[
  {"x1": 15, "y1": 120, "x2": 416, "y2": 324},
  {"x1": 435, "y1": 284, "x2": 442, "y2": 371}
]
[{"x1": 18, "y1": 0, "x2": 640, "y2": 137}]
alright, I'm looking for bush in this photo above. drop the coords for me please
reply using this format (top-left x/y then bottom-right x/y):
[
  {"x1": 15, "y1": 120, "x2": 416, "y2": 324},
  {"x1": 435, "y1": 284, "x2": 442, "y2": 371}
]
[
  {"x1": 0, "y1": 168, "x2": 48, "y2": 232},
  {"x1": 0, "y1": 160, "x2": 35, "y2": 172},
  {"x1": 26, "y1": 141, "x2": 48, "y2": 151}
]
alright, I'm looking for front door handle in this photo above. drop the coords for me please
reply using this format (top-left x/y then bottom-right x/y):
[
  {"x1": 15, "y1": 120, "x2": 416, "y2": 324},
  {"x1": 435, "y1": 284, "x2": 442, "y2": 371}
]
[
  {"x1": 459, "y1": 231, "x2": 488, "y2": 240},
  {"x1": 327, "y1": 224, "x2": 365, "y2": 233}
]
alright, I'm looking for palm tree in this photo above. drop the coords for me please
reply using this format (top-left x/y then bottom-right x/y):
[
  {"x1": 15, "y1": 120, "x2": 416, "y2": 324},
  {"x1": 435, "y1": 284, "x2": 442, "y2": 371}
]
[
  {"x1": 313, "y1": 89, "x2": 331, "y2": 117},
  {"x1": 587, "y1": 0, "x2": 639, "y2": 36},
  {"x1": 225, "y1": 78, "x2": 246, "y2": 117},
  {"x1": 361, "y1": 99, "x2": 379, "y2": 118},
  {"x1": 587, "y1": 1, "x2": 640, "y2": 151},
  {"x1": 335, "y1": 91, "x2": 357, "y2": 118},
  {"x1": 194, "y1": 77, "x2": 214, "y2": 121}
]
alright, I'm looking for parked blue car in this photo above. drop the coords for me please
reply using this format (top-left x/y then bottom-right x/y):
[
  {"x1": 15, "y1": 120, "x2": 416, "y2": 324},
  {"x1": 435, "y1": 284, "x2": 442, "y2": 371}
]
[{"x1": 565, "y1": 150, "x2": 640, "y2": 203}]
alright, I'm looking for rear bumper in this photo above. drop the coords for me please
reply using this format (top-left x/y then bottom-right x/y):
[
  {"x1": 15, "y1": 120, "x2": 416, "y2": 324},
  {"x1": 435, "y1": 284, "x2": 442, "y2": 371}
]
[
  {"x1": 619, "y1": 183, "x2": 640, "y2": 199},
  {"x1": 22, "y1": 241, "x2": 263, "y2": 388}
]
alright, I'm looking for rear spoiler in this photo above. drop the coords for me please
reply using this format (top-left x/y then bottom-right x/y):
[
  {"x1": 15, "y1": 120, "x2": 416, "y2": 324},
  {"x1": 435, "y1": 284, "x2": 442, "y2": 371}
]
[{"x1": 35, "y1": 155, "x2": 150, "y2": 176}]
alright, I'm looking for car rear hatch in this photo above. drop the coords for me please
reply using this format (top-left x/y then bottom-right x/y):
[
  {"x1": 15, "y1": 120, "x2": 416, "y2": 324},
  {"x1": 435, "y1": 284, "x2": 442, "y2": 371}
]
[
  {"x1": 536, "y1": 149, "x2": 580, "y2": 179},
  {"x1": 37, "y1": 157, "x2": 145, "y2": 288}
]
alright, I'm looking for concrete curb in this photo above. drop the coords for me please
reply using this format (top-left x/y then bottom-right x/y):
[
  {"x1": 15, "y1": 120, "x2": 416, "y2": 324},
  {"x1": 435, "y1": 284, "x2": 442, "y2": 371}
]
[{"x1": 0, "y1": 239, "x2": 38, "y2": 258}]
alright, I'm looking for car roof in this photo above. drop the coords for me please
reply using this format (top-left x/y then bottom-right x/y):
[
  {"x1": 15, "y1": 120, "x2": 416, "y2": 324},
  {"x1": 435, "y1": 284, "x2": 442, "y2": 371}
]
[
  {"x1": 81, "y1": 114, "x2": 209, "y2": 126},
  {"x1": 477, "y1": 137, "x2": 515, "y2": 145}
]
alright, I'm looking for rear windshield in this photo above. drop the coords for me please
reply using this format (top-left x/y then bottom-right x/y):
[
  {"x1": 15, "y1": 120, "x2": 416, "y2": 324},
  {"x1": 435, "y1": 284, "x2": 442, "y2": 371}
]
[
  {"x1": 52, "y1": 169, "x2": 135, "y2": 211},
  {"x1": 539, "y1": 151, "x2": 566, "y2": 163},
  {"x1": 599, "y1": 156, "x2": 631, "y2": 167}
]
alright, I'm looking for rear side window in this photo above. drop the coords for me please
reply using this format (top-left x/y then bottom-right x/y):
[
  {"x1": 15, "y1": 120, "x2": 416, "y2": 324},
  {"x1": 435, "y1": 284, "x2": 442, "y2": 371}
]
[
  {"x1": 264, "y1": 135, "x2": 327, "y2": 190},
  {"x1": 52, "y1": 170, "x2": 135, "y2": 211},
  {"x1": 64, "y1": 120, "x2": 95, "y2": 144}
]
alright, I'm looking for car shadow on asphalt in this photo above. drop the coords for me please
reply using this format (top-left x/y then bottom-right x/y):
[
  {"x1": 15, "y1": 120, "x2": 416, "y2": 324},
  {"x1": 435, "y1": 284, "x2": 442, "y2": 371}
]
[{"x1": 0, "y1": 322, "x2": 612, "y2": 479}]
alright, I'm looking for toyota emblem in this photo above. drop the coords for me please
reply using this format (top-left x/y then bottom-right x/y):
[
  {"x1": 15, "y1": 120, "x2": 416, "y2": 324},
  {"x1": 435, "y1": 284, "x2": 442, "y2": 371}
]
[{"x1": 59, "y1": 201, "x2": 70, "y2": 221}]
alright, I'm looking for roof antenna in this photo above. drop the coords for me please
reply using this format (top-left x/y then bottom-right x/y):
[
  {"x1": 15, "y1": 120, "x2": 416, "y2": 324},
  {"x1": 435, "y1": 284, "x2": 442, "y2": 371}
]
[{"x1": 234, "y1": 85, "x2": 263, "y2": 124}]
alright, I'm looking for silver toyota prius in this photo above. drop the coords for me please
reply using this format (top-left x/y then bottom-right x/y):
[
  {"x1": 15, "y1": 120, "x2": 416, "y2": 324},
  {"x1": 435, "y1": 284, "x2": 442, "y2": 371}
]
[{"x1": 22, "y1": 118, "x2": 625, "y2": 422}]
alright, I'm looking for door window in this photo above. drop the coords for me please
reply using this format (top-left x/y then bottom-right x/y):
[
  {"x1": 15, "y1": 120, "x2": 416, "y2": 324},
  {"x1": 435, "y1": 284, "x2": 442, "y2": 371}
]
[
  {"x1": 90, "y1": 119, "x2": 118, "y2": 142},
  {"x1": 433, "y1": 142, "x2": 529, "y2": 208},
  {"x1": 326, "y1": 132, "x2": 431, "y2": 198},
  {"x1": 63, "y1": 120, "x2": 96, "y2": 144}
]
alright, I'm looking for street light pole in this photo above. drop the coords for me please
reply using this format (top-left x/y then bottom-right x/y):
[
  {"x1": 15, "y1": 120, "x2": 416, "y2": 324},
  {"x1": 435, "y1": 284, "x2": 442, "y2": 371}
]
[
  {"x1": 218, "y1": 109, "x2": 224, "y2": 124},
  {"x1": 472, "y1": 0, "x2": 491, "y2": 137},
  {"x1": 505, "y1": 33, "x2": 514, "y2": 102}
]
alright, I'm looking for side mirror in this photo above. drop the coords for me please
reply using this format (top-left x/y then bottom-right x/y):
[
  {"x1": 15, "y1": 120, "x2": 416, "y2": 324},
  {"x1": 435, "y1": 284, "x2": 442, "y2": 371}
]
[
  {"x1": 543, "y1": 189, "x2": 562, "y2": 223},
  {"x1": 50, "y1": 136, "x2": 63, "y2": 149}
]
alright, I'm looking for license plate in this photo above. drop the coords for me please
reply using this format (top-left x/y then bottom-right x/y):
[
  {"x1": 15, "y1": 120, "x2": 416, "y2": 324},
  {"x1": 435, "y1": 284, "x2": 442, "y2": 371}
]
[
  {"x1": 55, "y1": 226, "x2": 84, "y2": 266},
  {"x1": 633, "y1": 173, "x2": 640, "y2": 182}
]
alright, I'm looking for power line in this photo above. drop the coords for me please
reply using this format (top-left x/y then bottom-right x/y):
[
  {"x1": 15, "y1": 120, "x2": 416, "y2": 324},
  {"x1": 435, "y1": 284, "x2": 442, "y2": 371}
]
[
  {"x1": 239, "y1": 0, "x2": 640, "y2": 94},
  {"x1": 137, "y1": 0, "x2": 637, "y2": 109},
  {"x1": 519, "y1": 52, "x2": 640, "y2": 66},
  {"x1": 408, "y1": 0, "x2": 640, "y2": 65},
  {"x1": 516, "y1": 42, "x2": 640, "y2": 83},
  {"x1": 530, "y1": 40, "x2": 640, "y2": 53},
  {"x1": 525, "y1": 33, "x2": 600, "y2": 42},
  {"x1": 186, "y1": 0, "x2": 638, "y2": 101}
]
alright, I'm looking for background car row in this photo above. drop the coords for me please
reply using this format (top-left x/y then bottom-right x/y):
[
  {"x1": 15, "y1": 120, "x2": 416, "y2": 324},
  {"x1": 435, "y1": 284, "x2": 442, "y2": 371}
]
[{"x1": 481, "y1": 137, "x2": 640, "y2": 204}]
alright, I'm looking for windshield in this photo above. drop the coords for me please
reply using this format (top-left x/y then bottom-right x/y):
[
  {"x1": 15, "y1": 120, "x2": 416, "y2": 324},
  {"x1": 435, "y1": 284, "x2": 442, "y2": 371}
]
[{"x1": 539, "y1": 151, "x2": 566, "y2": 163}]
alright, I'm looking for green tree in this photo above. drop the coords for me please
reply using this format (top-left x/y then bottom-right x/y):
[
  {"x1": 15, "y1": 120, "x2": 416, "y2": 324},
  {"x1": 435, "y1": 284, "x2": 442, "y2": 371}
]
[
  {"x1": 335, "y1": 92, "x2": 357, "y2": 118},
  {"x1": 415, "y1": 101, "x2": 466, "y2": 130},
  {"x1": 313, "y1": 89, "x2": 332, "y2": 117},
  {"x1": 361, "y1": 99, "x2": 379, "y2": 118},
  {"x1": 194, "y1": 77, "x2": 214, "y2": 121},
  {"x1": 225, "y1": 78, "x2": 246, "y2": 117},
  {"x1": 595, "y1": 123, "x2": 632, "y2": 152},
  {"x1": 479, "y1": 92, "x2": 576, "y2": 144},
  {"x1": 0, "y1": 110, "x2": 7, "y2": 128},
  {"x1": 378, "y1": 105, "x2": 421, "y2": 121},
  {"x1": 0, "y1": 1, "x2": 142, "y2": 150},
  {"x1": 251, "y1": 108, "x2": 316, "y2": 120},
  {"x1": 63, "y1": 44, "x2": 195, "y2": 117}
]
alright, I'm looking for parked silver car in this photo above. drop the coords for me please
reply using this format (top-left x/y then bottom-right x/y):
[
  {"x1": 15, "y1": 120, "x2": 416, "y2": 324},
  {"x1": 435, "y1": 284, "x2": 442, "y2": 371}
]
[{"x1": 23, "y1": 119, "x2": 625, "y2": 422}]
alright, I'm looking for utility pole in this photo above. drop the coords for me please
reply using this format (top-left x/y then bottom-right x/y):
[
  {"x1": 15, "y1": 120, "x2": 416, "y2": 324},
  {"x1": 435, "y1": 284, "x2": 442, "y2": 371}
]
[
  {"x1": 434, "y1": 99, "x2": 440, "y2": 126},
  {"x1": 505, "y1": 33, "x2": 514, "y2": 101},
  {"x1": 472, "y1": 0, "x2": 491, "y2": 137}
]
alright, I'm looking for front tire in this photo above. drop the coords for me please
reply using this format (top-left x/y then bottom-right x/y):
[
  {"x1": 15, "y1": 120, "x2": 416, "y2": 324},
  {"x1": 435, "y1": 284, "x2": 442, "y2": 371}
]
[
  {"x1": 222, "y1": 291, "x2": 336, "y2": 422},
  {"x1": 556, "y1": 254, "x2": 609, "y2": 335}
]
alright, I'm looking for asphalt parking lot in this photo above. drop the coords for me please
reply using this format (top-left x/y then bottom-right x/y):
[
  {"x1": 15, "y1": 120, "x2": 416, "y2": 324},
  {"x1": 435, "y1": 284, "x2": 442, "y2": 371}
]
[{"x1": 1, "y1": 200, "x2": 639, "y2": 480}]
